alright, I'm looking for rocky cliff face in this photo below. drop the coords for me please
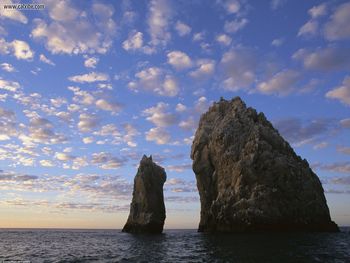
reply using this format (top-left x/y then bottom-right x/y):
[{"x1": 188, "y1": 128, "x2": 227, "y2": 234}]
[
  {"x1": 191, "y1": 97, "x2": 338, "y2": 232},
  {"x1": 123, "y1": 155, "x2": 166, "y2": 234}
]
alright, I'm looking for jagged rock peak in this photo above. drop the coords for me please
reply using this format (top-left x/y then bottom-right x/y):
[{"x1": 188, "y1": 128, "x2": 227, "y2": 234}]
[
  {"x1": 122, "y1": 155, "x2": 166, "y2": 234},
  {"x1": 191, "y1": 96, "x2": 339, "y2": 233}
]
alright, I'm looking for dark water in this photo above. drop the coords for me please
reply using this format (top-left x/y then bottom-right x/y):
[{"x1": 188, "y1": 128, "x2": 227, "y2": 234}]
[{"x1": 0, "y1": 228, "x2": 349, "y2": 263}]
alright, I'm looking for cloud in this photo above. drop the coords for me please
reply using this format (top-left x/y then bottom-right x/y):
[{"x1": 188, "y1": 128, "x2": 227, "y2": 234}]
[
  {"x1": 270, "y1": 0, "x2": 286, "y2": 10},
  {"x1": 325, "y1": 76, "x2": 350, "y2": 106},
  {"x1": 68, "y1": 86, "x2": 95, "y2": 105},
  {"x1": 189, "y1": 59, "x2": 215, "y2": 79},
  {"x1": 274, "y1": 118, "x2": 335, "y2": 146},
  {"x1": 293, "y1": 47, "x2": 350, "y2": 71},
  {"x1": 313, "y1": 142, "x2": 328, "y2": 150},
  {"x1": 145, "y1": 127, "x2": 171, "y2": 144},
  {"x1": 95, "y1": 99, "x2": 122, "y2": 113},
  {"x1": 128, "y1": 67, "x2": 179, "y2": 97},
  {"x1": 122, "y1": 31, "x2": 143, "y2": 51},
  {"x1": 340, "y1": 118, "x2": 350, "y2": 128},
  {"x1": 69, "y1": 72, "x2": 109, "y2": 83},
  {"x1": 224, "y1": 18, "x2": 248, "y2": 33},
  {"x1": 216, "y1": 34, "x2": 232, "y2": 46},
  {"x1": 220, "y1": 48, "x2": 256, "y2": 91},
  {"x1": 91, "y1": 152, "x2": 126, "y2": 169},
  {"x1": 0, "y1": 170, "x2": 37, "y2": 182},
  {"x1": 143, "y1": 102, "x2": 178, "y2": 127},
  {"x1": 39, "y1": 54, "x2": 55, "y2": 66},
  {"x1": 324, "y1": 2, "x2": 350, "y2": 41},
  {"x1": 271, "y1": 38, "x2": 284, "y2": 47},
  {"x1": 83, "y1": 137, "x2": 94, "y2": 144},
  {"x1": 175, "y1": 103, "x2": 187, "y2": 112},
  {"x1": 257, "y1": 69, "x2": 301, "y2": 96},
  {"x1": 179, "y1": 117, "x2": 197, "y2": 131},
  {"x1": 55, "y1": 152, "x2": 75, "y2": 161},
  {"x1": 78, "y1": 113, "x2": 99, "y2": 132},
  {"x1": 84, "y1": 57, "x2": 99, "y2": 68},
  {"x1": 147, "y1": 0, "x2": 172, "y2": 47},
  {"x1": 314, "y1": 162, "x2": 350, "y2": 174},
  {"x1": 337, "y1": 146, "x2": 350, "y2": 155},
  {"x1": 1, "y1": 63, "x2": 15, "y2": 72},
  {"x1": 31, "y1": 1, "x2": 116, "y2": 54},
  {"x1": 0, "y1": 0, "x2": 28, "y2": 24},
  {"x1": 331, "y1": 176, "x2": 350, "y2": 184},
  {"x1": 309, "y1": 3, "x2": 327, "y2": 18},
  {"x1": 0, "y1": 38, "x2": 34, "y2": 60},
  {"x1": 298, "y1": 20, "x2": 318, "y2": 37},
  {"x1": 167, "y1": 51, "x2": 192, "y2": 70},
  {"x1": 218, "y1": 0, "x2": 241, "y2": 14},
  {"x1": 175, "y1": 21, "x2": 191, "y2": 36}
]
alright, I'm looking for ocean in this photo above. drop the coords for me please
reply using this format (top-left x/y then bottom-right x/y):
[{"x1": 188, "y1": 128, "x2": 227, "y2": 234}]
[{"x1": 0, "y1": 228, "x2": 349, "y2": 262}]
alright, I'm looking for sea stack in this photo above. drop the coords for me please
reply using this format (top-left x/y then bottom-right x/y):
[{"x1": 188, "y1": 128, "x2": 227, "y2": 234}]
[
  {"x1": 191, "y1": 97, "x2": 339, "y2": 232},
  {"x1": 123, "y1": 155, "x2": 166, "y2": 234}
]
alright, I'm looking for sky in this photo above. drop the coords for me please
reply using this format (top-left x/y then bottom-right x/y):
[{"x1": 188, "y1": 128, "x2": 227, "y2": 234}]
[{"x1": 0, "y1": 0, "x2": 349, "y2": 229}]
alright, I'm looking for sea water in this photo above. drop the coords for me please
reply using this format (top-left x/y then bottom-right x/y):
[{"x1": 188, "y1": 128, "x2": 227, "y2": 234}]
[{"x1": 0, "y1": 228, "x2": 349, "y2": 262}]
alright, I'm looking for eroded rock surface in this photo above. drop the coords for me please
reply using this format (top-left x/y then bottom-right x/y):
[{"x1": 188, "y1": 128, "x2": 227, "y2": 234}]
[
  {"x1": 123, "y1": 155, "x2": 166, "y2": 234},
  {"x1": 191, "y1": 97, "x2": 338, "y2": 232}
]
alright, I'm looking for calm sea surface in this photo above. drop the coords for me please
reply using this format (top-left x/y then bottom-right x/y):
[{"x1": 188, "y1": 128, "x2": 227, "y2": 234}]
[{"x1": 0, "y1": 228, "x2": 349, "y2": 262}]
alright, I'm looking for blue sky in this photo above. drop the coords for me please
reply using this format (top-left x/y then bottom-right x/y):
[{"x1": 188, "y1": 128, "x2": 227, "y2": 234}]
[{"x1": 0, "y1": 0, "x2": 349, "y2": 229}]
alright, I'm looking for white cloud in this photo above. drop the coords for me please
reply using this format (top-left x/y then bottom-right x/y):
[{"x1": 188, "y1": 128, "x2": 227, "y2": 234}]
[
  {"x1": 167, "y1": 51, "x2": 192, "y2": 70},
  {"x1": 50, "y1": 97, "x2": 67, "y2": 108},
  {"x1": 40, "y1": 160, "x2": 54, "y2": 167},
  {"x1": 224, "y1": 18, "x2": 248, "y2": 33},
  {"x1": 91, "y1": 152, "x2": 125, "y2": 169},
  {"x1": 0, "y1": 78, "x2": 20, "y2": 92},
  {"x1": 293, "y1": 47, "x2": 350, "y2": 71},
  {"x1": 1, "y1": 63, "x2": 15, "y2": 72},
  {"x1": 129, "y1": 67, "x2": 179, "y2": 97},
  {"x1": 257, "y1": 70, "x2": 301, "y2": 96},
  {"x1": 175, "y1": 103, "x2": 187, "y2": 112},
  {"x1": 220, "y1": 49, "x2": 256, "y2": 91},
  {"x1": 271, "y1": 38, "x2": 284, "y2": 47},
  {"x1": 0, "y1": 38, "x2": 34, "y2": 60},
  {"x1": 313, "y1": 142, "x2": 328, "y2": 150},
  {"x1": 175, "y1": 21, "x2": 191, "y2": 36},
  {"x1": 193, "y1": 32, "x2": 204, "y2": 42},
  {"x1": 68, "y1": 86, "x2": 95, "y2": 105},
  {"x1": 270, "y1": 0, "x2": 286, "y2": 10},
  {"x1": 326, "y1": 76, "x2": 350, "y2": 106},
  {"x1": 219, "y1": 0, "x2": 241, "y2": 14},
  {"x1": 189, "y1": 59, "x2": 215, "y2": 79},
  {"x1": 148, "y1": 0, "x2": 172, "y2": 47},
  {"x1": 143, "y1": 102, "x2": 178, "y2": 127},
  {"x1": 122, "y1": 31, "x2": 143, "y2": 51},
  {"x1": 68, "y1": 72, "x2": 109, "y2": 83},
  {"x1": 31, "y1": 2, "x2": 116, "y2": 54},
  {"x1": 39, "y1": 54, "x2": 55, "y2": 66},
  {"x1": 55, "y1": 152, "x2": 75, "y2": 161},
  {"x1": 309, "y1": 3, "x2": 327, "y2": 18},
  {"x1": 216, "y1": 34, "x2": 232, "y2": 46},
  {"x1": 194, "y1": 96, "x2": 210, "y2": 113},
  {"x1": 78, "y1": 113, "x2": 99, "y2": 132},
  {"x1": 298, "y1": 20, "x2": 318, "y2": 37},
  {"x1": 324, "y1": 2, "x2": 350, "y2": 41},
  {"x1": 95, "y1": 99, "x2": 122, "y2": 113},
  {"x1": 0, "y1": 0, "x2": 28, "y2": 24},
  {"x1": 84, "y1": 57, "x2": 99, "y2": 68},
  {"x1": 145, "y1": 127, "x2": 171, "y2": 144},
  {"x1": 179, "y1": 117, "x2": 197, "y2": 131},
  {"x1": 83, "y1": 137, "x2": 94, "y2": 144},
  {"x1": 340, "y1": 118, "x2": 350, "y2": 128}
]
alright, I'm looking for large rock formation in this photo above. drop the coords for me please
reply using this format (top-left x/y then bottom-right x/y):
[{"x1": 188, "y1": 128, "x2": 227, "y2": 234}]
[
  {"x1": 123, "y1": 155, "x2": 166, "y2": 234},
  {"x1": 191, "y1": 97, "x2": 338, "y2": 232}
]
